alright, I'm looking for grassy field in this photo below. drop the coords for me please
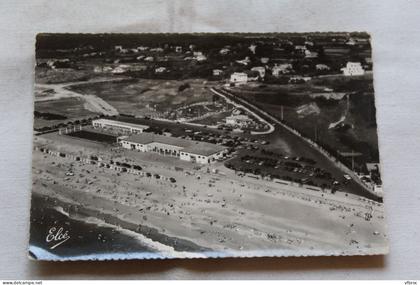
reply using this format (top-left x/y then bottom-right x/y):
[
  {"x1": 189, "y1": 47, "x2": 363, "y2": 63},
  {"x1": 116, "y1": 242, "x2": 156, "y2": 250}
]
[
  {"x1": 35, "y1": 67, "x2": 97, "y2": 84},
  {"x1": 67, "y1": 79, "x2": 216, "y2": 117},
  {"x1": 34, "y1": 97, "x2": 97, "y2": 129}
]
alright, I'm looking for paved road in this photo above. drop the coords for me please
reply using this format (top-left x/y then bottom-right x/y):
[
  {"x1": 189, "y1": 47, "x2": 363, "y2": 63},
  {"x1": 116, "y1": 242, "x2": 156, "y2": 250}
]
[
  {"x1": 210, "y1": 88, "x2": 275, "y2": 135},
  {"x1": 211, "y1": 87, "x2": 382, "y2": 202}
]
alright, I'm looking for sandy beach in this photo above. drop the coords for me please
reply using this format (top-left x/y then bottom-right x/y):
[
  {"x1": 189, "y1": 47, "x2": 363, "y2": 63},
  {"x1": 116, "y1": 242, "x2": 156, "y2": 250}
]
[{"x1": 30, "y1": 135, "x2": 388, "y2": 258}]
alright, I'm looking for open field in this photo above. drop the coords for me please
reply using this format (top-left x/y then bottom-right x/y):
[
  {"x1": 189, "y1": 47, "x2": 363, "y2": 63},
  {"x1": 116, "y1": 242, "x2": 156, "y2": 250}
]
[
  {"x1": 34, "y1": 97, "x2": 97, "y2": 129},
  {"x1": 67, "y1": 79, "x2": 217, "y2": 117}
]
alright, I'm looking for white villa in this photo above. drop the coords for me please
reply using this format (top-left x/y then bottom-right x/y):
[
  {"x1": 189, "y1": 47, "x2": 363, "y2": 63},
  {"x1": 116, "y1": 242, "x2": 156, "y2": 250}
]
[
  {"x1": 219, "y1": 48, "x2": 230, "y2": 55},
  {"x1": 193, "y1": 51, "x2": 207, "y2": 61},
  {"x1": 341, "y1": 62, "x2": 365, "y2": 76},
  {"x1": 272, "y1": 63, "x2": 293, "y2": 77},
  {"x1": 251, "y1": 66, "x2": 266, "y2": 78},
  {"x1": 260, "y1": 57, "x2": 270, "y2": 64},
  {"x1": 230, "y1": 72, "x2": 248, "y2": 85},
  {"x1": 213, "y1": 69, "x2": 223, "y2": 76},
  {"x1": 155, "y1": 67, "x2": 167, "y2": 73}
]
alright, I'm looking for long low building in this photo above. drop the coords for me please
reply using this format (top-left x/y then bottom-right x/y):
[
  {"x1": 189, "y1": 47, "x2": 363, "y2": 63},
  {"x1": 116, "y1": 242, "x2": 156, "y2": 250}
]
[
  {"x1": 119, "y1": 133, "x2": 227, "y2": 164},
  {"x1": 92, "y1": 118, "x2": 149, "y2": 134}
]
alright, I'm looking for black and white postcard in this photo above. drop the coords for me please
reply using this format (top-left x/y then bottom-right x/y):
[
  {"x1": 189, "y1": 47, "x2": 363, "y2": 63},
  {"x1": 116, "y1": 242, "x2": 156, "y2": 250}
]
[{"x1": 29, "y1": 33, "x2": 388, "y2": 260}]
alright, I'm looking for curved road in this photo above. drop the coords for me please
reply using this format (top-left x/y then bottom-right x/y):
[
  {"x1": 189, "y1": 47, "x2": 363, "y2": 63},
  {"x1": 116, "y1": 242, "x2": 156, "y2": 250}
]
[{"x1": 211, "y1": 87, "x2": 382, "y2": 202}]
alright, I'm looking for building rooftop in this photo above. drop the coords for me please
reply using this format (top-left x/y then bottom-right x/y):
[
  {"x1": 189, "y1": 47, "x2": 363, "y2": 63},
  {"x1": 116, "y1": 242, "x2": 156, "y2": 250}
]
[
  {"x1": 122, "y1": 133, "x2": 227, "y2": 156},
  {"x1": 93, "y1": 118, "x2": 149, "y2": 130}
]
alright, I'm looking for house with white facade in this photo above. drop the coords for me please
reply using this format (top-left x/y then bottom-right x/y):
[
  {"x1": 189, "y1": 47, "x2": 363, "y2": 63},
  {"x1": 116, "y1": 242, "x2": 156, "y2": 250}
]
[
  {"x1": 341, "y1": 62, "x2": 365, "y2": 76},
  {"x1": 251, "y1": 66, "x2": 266, "y2": 78},
  {"x1": 213, "y1": 69, "x2": 223, "y2": 76},
  {"x1": 155, "y1": 67, "x2": 167, "y2": 73},
  {"x1": 193, "y1": 51, "x2": 207, "y2": 61},
  {"x1": 219, "y1": 48, "x2": 230, "y2": 55},
  {"x1": 260, "y1": 57, "x2": 270, "y2": 64},
  {"x1": 112, "y1": 65, "x2": 130, "y2": 74},
  {"x1": 272, "y1": 63, "x2": 293, "y2": 77},
  {"x1": 294, "y1": 45, "x2": 308, "y2": 55},
  {"x1": 150, "y1": 47, "x2": 164, "y2": 52},
  {"x1": 230, "y1": 72, "x2": 248, "y2": 85}
]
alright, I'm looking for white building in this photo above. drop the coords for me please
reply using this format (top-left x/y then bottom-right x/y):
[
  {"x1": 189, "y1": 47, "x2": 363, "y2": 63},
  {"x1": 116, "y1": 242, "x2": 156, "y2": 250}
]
[
  {"x1": 213, "y1": 69, "x2": 223, "y2": 76},
  {"x1": 219, "y1": 48, "x2": 230, "y2": 55},
  {"x1": 92, "y1": 119, "x2": 149, "y2": 134},
  {"x1": 112, "y1": 65, "x2": 129, "y2": 74},
  {"x1": 193, "y1": 51, "x2": 207, "y2": 61},
  {"x1": 346, "y1": 38, "x2": 357, "y2": 46},
  {"x1": 175, "y1": 46, "x2": 182, "y2": 53},
  {"x1": 316, "y1": 64, "x2": 330, "y2": 71},
  {"x1": 304, "y1": 50, "x2": 318, "y2": 58},
  {"x1": 150, "y1": 47, "x2": 164, "y2": 52},
  {"x1": 260, "y1": 57, "x2": 270, "y2": 64},
  {"x1": 251, "y1": 66, "x2": 266, "y2": 78},
  {"x1": 341, "y1": 62, "x2": 365, "y2": 76},
  {"x1": 119, "y1": 133, "x2": 227, "y2": 164},
  {"x1": 294, "y1": 45, "x2": 308, "y2": 55},
  {"x1": 272, "y1": 63, "x2": 293, "y2": 77},
  {"x1": 155, "y1": 67, "x2": 167, "y2": 73},
  {"x1": 225, "y1": 114, "x2": 253, "y2": 127},
  {"x1": 230, "y1": 72, "x2": 248, "y2": 85}
]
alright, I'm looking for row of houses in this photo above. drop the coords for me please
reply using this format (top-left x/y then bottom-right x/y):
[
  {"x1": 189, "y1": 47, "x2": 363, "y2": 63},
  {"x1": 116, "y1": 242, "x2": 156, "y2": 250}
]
[{"x1": 226, "y1": 60, "x2": 364, "y2": 85}]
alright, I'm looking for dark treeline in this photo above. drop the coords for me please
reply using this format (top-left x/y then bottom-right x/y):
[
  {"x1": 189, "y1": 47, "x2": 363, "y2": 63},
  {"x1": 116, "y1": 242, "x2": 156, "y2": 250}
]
[{"x1": 36, "y1": 32, "x2": 370, "y2": 56}]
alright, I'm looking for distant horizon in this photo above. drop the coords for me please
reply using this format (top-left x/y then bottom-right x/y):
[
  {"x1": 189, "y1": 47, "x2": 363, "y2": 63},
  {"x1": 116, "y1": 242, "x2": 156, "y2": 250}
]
[{"x1": 36, "y1": 32, "x2": 370, "y2": 52}]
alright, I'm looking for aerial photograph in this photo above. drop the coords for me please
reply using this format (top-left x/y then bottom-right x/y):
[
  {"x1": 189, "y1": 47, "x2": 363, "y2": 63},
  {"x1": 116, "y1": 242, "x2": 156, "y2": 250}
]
[{"x1": 29, "y1": 33, "x2": 387, "y2": 260}]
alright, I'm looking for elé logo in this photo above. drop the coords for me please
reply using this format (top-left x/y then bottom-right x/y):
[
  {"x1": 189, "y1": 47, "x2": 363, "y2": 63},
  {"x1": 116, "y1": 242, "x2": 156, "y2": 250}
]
[{"x1": 46, "y1": 226, "x2": 70, "y2": 249}]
